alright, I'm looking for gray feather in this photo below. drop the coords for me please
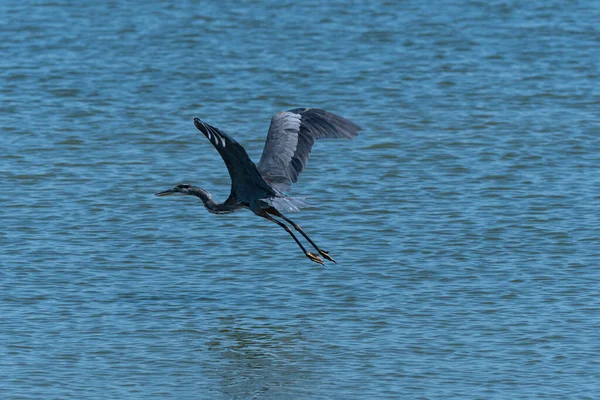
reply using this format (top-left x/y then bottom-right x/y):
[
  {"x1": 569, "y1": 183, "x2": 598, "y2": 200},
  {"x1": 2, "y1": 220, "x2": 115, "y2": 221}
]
[{"x1": 257, "y1": 108, "x2": 361, "y2": 192}]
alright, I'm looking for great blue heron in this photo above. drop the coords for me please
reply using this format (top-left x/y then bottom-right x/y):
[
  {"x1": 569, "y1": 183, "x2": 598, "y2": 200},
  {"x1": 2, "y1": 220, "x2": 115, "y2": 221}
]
[{"x1": 156, "y1": 108, "x2": 361, "y2": 265}]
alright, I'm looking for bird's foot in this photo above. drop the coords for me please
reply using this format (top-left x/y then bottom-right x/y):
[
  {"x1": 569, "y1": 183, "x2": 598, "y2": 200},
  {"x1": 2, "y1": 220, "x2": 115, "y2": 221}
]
[
  {"x1": 319, "y1": 250, "x2": 336, "y2": 263},
  {"x1": 306, "y1": 252, "x2": 324, "y2": 265}
]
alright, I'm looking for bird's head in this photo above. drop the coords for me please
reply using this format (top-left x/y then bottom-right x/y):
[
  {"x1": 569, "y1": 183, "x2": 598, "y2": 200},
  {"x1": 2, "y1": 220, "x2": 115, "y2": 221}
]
[{"x1": 155, "y1": 184, "x2": 194, "y2": 197}]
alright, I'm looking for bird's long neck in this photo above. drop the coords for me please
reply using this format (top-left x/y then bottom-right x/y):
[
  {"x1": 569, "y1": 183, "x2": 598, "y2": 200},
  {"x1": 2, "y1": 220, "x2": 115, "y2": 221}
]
[{"x1": 188, "y1": 186, "x2": 239, "y2": 214}]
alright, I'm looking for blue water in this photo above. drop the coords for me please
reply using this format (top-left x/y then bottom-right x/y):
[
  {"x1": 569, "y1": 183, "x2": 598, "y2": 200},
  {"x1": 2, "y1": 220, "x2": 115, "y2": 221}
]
[{"x1": 2, "y1": 1, "x2": 600, "y2": 398}]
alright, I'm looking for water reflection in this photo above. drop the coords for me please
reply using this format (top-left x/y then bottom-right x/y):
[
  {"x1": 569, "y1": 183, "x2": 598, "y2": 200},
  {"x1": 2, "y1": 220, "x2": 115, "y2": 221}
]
[{"x1": 206, "y1": 316, "x2": 317, "y2": 399}]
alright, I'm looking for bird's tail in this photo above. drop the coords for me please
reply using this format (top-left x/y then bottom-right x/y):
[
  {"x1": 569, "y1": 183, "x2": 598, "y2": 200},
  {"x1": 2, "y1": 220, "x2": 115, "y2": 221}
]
[{"x1": 260, "y1": 196, "x2": 308, "y2": 213}]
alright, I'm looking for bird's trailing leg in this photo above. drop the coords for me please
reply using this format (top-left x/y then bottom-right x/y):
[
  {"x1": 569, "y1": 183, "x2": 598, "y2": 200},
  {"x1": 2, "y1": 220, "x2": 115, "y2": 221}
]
[
  {"x1": 267, "y1": 209, "x2": 336, "y2": 263},
  {"x1": 262, "y1": 213, "x2": 324, "y2": 265}
]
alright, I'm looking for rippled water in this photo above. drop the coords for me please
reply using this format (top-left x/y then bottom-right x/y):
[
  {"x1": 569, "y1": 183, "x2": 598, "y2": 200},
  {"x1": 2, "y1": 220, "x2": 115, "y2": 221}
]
[{"x1": 2, "y1": 1, "x2": 599, "y2": 399}]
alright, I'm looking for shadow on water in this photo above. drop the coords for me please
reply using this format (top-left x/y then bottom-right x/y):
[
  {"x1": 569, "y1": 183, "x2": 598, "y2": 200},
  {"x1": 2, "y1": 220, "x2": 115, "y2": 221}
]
[{"x1": 204, "y1": 316, "x2": 319, "y2": 399}]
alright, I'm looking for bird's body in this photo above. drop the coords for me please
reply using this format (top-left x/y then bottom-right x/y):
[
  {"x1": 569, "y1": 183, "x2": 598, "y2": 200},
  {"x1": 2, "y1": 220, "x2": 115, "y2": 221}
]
[{"x1": 157, "y1": 108, "x2": 361, "y2": 264}]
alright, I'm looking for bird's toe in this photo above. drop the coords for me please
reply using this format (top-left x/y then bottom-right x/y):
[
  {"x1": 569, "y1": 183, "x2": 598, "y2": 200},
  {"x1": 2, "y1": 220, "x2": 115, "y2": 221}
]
[
  {"x1": 319, "y1": 250, "x2": 336, "y2": 263},
  {"x1": 306, "y1": 252, "x2": 324, "y2": 265}
]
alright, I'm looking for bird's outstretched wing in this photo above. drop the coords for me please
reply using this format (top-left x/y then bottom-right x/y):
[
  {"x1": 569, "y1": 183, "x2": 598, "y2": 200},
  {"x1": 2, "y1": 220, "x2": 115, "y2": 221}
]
[
  {"x1": 193, "y1": 118, "x2": 273, "y2": 199},
  {"x1": 257, "y1": 108, "x2": 361, "y2": 192}
]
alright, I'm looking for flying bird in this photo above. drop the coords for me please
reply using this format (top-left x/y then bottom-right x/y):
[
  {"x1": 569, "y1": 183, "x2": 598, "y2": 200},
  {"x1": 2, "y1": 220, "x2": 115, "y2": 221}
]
[{"x1": 156, "y1": 108, "x2": 361, "y2": 264}]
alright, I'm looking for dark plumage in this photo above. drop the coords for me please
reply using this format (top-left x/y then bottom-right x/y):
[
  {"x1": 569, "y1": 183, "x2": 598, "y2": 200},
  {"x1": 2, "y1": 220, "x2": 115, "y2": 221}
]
[{"x1": 156, "y1": 108, "x2": 361, "y2": 264}]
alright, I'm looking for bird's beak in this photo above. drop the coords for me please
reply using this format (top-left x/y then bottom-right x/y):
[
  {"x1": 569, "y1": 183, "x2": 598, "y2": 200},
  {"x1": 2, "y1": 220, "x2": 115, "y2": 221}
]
[{"x1": 155, "y1": 189, "x2": 176, "y2": 197}]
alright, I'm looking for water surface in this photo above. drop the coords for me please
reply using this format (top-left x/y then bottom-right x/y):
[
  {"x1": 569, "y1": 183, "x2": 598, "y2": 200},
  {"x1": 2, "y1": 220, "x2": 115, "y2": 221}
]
[{"x1": 1, "y1": 1, "x2": 599, "y2": 398}]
